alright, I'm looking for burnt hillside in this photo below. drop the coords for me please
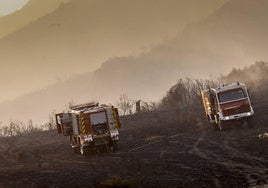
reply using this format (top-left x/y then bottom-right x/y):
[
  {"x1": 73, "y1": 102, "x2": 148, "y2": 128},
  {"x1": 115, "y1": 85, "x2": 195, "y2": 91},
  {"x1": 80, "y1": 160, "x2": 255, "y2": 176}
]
[
  {"x1": 0, "y1": 62, "x2": 267, "y2": 187},
  {"x1": 158, "y1": 62, "x2": 268, "y2": 125}
]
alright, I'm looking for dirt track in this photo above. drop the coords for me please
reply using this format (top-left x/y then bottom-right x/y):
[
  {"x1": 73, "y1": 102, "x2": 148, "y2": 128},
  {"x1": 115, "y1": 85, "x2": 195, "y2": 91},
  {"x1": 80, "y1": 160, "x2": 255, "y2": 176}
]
[{"x1": 0, "y1": 112, "x2": 267, "y2": 188}]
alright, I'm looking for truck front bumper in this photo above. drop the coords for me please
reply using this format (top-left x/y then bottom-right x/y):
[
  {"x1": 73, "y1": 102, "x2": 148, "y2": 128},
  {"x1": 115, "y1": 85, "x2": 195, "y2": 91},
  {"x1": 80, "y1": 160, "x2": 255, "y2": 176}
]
[{"x1": 220, "y1": 111, "x2": 254, "y2": 121}]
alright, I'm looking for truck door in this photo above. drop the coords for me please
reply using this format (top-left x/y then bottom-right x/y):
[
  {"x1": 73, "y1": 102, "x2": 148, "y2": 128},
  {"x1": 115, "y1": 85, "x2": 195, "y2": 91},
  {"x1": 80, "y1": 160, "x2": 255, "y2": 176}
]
[{"x1": 55, "y1": 113, "x2": 73, "y2": 136}]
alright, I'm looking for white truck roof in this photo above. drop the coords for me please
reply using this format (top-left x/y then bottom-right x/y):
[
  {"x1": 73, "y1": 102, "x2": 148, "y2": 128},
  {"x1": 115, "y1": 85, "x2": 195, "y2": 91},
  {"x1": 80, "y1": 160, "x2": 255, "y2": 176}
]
[{"x1": 214, "y1": 82, "x2": 246, "y2": 93}]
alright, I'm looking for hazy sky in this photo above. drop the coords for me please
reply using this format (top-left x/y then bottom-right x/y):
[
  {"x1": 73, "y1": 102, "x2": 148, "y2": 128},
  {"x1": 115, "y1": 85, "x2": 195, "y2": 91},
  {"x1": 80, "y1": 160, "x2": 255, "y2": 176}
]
[
  {"x1": 0, "y1": 0, "x2": 29, "y2": 16},
  {"x1": 0, "y1": 0, "x2": 230, "y2": 102},
  {"x1": 1, "y1": 0, "x2": 266, "y2": 124}
]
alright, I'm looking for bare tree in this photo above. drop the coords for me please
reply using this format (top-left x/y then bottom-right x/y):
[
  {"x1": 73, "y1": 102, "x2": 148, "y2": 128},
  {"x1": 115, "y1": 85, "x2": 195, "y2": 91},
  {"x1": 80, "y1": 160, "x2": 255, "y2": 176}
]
[
  {"x1": 47, "y1": 110, "x2": 56, "y2": 130},
  {"x1": 117, "y1": 94, "x2": 134, "y2": 115}
]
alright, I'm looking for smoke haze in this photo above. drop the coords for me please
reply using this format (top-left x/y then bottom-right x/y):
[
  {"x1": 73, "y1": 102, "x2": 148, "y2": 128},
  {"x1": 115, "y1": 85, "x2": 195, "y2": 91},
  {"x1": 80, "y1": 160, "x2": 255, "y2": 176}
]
[
  {"x1": 0, "y1": 0, "x2": 228, "y2": 101},
  {"x1": 2, "y1": 0, "x2": 268, "y2": 124}
]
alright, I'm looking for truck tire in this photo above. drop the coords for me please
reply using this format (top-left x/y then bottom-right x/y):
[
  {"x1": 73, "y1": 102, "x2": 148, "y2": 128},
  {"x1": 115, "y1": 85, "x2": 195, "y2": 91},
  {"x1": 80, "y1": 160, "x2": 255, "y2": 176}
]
[
  {"x1": 107, "y1": 141, "x2": 118, "y2": 153},
  {"x1": 247, "y1": 117, "x2": 254, "y2": 128},
  {"x1": 218, "y1": 119, "x2": 225, "y2": 131},
  {"x1": 80, "y1": 145, "x2": 90, "y2": 156},
  {"x1": 215, "y1": 115, "x2": 224, "y2": 131},
  {"x1": 211, "y1": 123, "x2": 219, "y2": 131},
  {"x1": 112, "y1": 141, "x2": 118, "y2": 151},
  {"x1": 73, "y1": 146, "x2": 80, "y2": 154}
]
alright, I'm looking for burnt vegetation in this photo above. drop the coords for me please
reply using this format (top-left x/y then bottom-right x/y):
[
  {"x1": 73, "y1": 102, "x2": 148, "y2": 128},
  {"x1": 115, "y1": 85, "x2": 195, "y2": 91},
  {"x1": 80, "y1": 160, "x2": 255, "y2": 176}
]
[
  {"x1": 0, "y1": 62, "x2": 268, "y2": 187},
  {"x1": 156, "y1": 61, "x2": 268, "y2": 128}
]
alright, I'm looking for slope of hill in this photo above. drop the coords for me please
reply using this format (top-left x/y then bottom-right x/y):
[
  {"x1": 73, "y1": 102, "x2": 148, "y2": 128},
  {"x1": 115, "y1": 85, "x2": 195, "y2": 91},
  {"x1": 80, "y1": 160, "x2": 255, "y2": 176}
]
[
  {"x1": 0, "y1": 102, "x2": 267, "y2": 187},
  {"x1": 0, "y1": 0, "x2": 64, "y2": 39},
  {"x1": 178, "y1": 0, "x2": 268, "y2": 68},
  {"x1": 0, "y1": 0, "x2": 228, "y2": 102},
  {"x1": 88, "y1": 0, "x2": 268, "y2": 101},
  {"x1": 2, "y1": 0, "x2": 268, "y2": 123}
]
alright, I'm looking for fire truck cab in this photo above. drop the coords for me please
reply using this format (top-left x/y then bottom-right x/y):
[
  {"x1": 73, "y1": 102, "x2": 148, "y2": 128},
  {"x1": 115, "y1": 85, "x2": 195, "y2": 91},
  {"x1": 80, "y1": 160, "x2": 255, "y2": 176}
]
[
  {"x1": 201, "y1": 82, "x2": 254, "y2": 130},
  {"x1": 56, "y1": 102, "x2": 121, "y2": 155}
]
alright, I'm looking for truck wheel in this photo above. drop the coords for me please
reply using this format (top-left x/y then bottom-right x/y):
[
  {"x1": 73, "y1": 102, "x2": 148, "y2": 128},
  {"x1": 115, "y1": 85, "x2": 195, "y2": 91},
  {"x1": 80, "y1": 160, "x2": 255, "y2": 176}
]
[
  {"x1": 218, "y1": 119, "x2": 225, "y2": 131},
  {"x1": 247, "y1": 117, "x2": 254, "y2": 128},
  {"x1": 73, "y1": 146, "x2": 80, "y2": 154},
  {"x1": 212, "y1": 123, "x2": 219, "y2": 131},
  {"x1": 107, "y1": 141, "x2": 118, "y2": 153},
  {"x1": 112, "y1": 141, "x2": 118, "y2": 151},
  {"x1": 80, "y1": 146, "x2": 89, "y2": 156}
]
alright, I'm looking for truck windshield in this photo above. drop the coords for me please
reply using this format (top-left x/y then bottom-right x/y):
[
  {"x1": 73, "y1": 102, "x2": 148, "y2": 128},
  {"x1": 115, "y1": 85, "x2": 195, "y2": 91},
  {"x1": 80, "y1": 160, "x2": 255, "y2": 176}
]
[
  {"x1": 90, "y1": 112, "x2": 108, "y2": 135},
  {"x1": 218, "y1": 89, "x2": 246, "y2": 103}
]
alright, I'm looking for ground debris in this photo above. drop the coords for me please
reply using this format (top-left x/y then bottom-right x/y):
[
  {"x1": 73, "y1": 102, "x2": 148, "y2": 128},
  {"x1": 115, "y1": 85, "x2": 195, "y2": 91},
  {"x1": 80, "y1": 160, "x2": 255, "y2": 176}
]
[
  {"x1": 257, "y1": 133, "x2": 268, "y2": 139},
  {"x1": 0, "y1": 118, "x2": 268, "y2": 187}
]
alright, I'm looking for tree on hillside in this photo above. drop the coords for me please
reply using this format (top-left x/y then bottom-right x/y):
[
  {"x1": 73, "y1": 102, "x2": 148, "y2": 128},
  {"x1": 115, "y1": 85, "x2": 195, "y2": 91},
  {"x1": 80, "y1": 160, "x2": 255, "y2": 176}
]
[
  {"x1": 160, "y1": 78, "x2": 215, "y2": 109},
  {"x1": 117, "y1": 94, "x2": 134, "y2": 115}
]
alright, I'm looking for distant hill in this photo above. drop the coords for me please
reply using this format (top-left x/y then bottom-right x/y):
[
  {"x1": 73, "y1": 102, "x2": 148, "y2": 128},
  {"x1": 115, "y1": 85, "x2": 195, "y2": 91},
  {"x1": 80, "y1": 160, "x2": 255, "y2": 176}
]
[
  {"x1": 0, "y1": 0, "x2": 64, "y2": 39},
  {"x1": 0, "y1": 0, "x2": 227, "y2": 101},
  {"x1": 3, "y1": 0, "x2": 268, "y2": 124}
]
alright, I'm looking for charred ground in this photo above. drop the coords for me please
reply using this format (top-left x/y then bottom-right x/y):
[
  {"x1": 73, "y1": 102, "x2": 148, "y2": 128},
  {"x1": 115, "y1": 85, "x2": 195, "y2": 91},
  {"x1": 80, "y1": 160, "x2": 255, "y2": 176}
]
[
  {"x1": 0, "y1": 110, "x2": 267, "y2": 188},
  {"x1": 0, "y1": 62, "x2": 268, "y2": 188}
]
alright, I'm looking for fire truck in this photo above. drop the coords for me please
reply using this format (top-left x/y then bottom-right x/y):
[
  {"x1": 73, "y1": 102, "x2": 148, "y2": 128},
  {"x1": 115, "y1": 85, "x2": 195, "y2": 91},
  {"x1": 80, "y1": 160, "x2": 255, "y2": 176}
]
[
  {"x1": 56, "y1": 102, "x2": 121, "y2": 155},
  {"x1": 201, "y1": 82, "x2": 254, "y2": 130}
]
